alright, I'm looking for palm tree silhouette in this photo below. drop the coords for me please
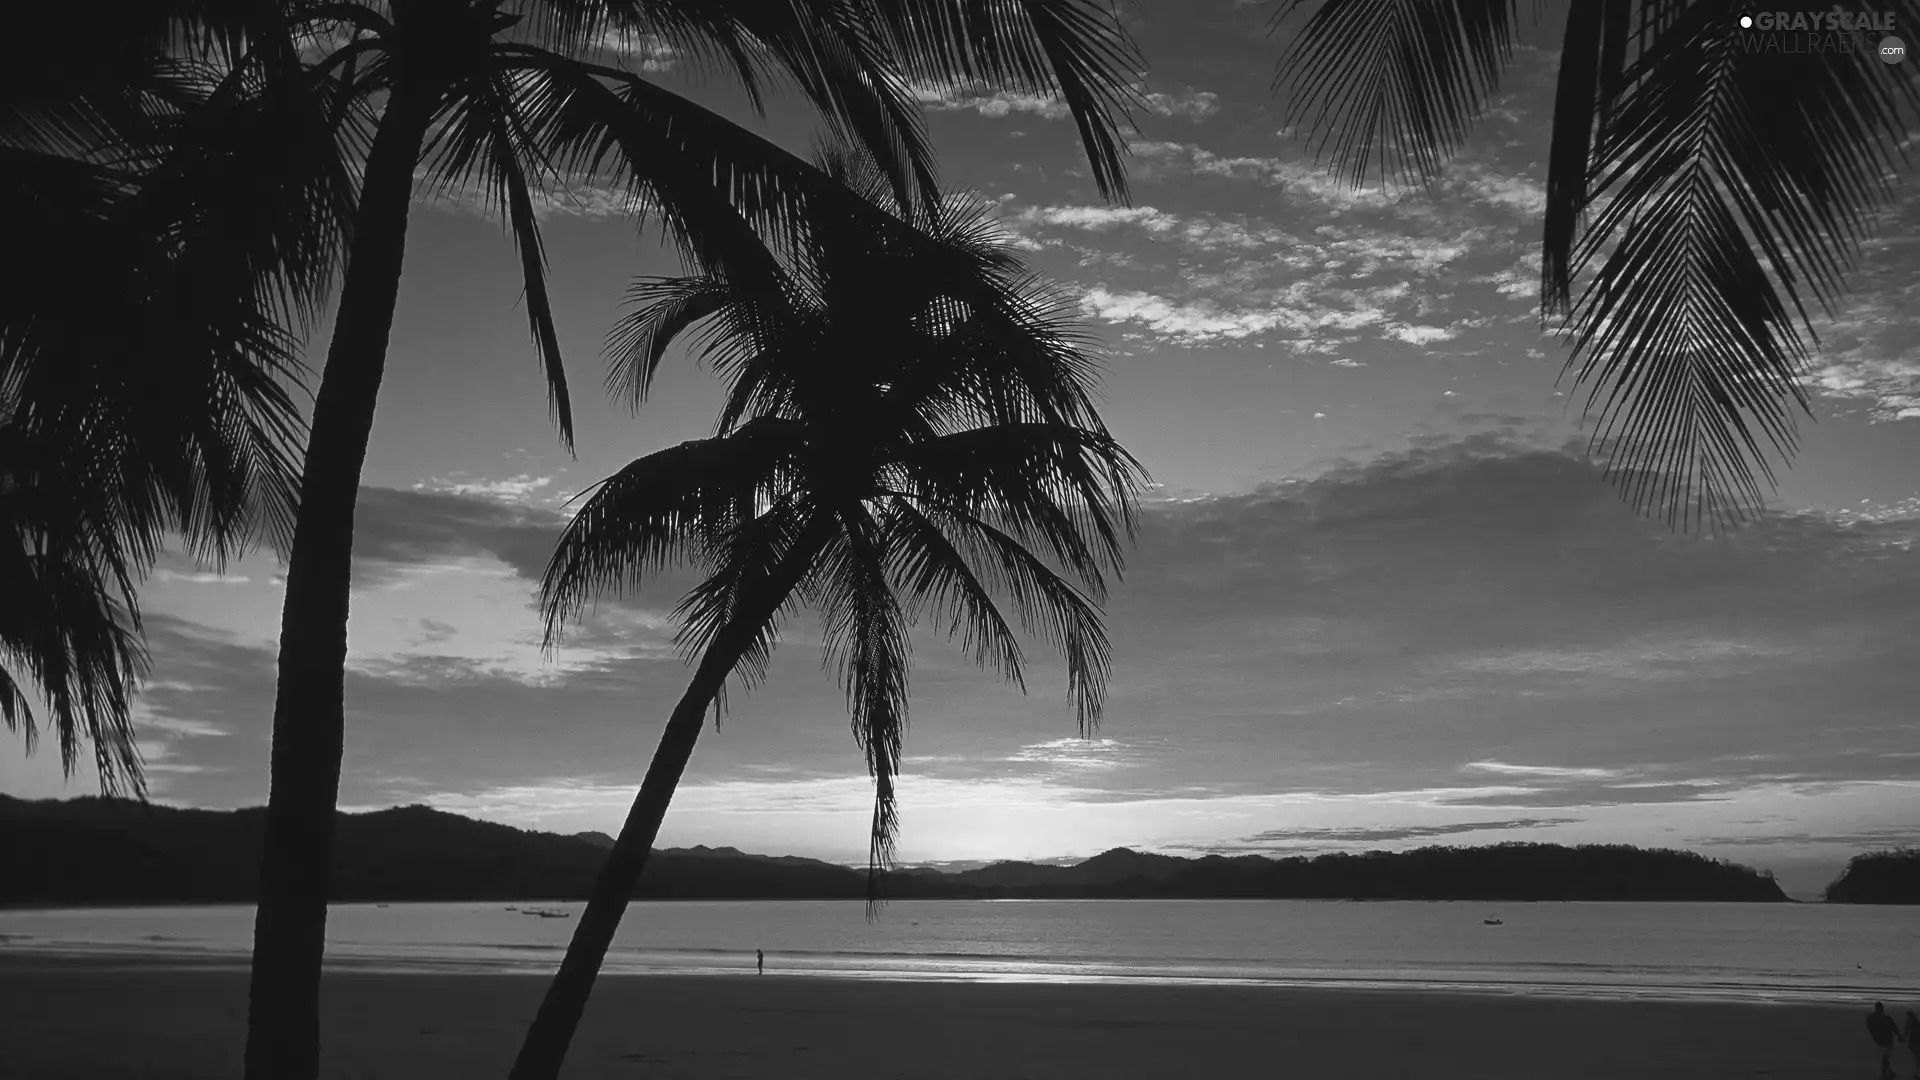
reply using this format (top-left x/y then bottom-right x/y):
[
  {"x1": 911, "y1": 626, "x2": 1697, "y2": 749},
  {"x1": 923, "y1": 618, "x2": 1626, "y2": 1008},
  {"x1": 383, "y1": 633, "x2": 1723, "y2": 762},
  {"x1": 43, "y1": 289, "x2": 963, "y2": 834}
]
[
  {"x1": 512, "y1": 149, "x2": 1144, "y2": 1079},
  {"x1": 2, "y1": 2, "x2": 355, "y2": 796},
  {"x1": 158, "y1": 4, "x2": 1144, "y2": 1075},
  {"x1": 1271, "y1": 0, "x2": 1920, "y2": 530}
]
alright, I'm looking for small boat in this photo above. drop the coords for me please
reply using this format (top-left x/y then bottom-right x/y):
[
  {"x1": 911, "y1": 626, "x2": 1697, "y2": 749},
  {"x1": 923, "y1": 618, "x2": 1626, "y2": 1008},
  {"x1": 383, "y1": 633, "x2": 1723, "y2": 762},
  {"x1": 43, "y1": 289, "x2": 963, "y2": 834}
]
[
  {"x1": 522, "y1": 907, "x2": 572, "y2": 919},
  {"x1": 1483, "y1": 917, "x2": 1504, "y2": 926}
]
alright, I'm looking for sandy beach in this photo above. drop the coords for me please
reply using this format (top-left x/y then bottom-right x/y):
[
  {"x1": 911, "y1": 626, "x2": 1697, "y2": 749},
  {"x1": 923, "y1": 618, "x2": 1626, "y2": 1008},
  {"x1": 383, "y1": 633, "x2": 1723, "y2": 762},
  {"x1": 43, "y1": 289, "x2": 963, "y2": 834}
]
[{"x1": 0, "y1": 955, "x2": 1893, "y2": 1079}]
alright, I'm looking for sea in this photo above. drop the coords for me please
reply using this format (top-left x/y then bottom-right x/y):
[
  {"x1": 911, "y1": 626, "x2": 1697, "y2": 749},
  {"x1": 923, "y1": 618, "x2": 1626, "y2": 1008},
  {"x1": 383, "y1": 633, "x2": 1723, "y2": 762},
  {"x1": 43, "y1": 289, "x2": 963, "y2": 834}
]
[{"x1": 2, "y1": 899, "x2": 1915, "y2": 1004}]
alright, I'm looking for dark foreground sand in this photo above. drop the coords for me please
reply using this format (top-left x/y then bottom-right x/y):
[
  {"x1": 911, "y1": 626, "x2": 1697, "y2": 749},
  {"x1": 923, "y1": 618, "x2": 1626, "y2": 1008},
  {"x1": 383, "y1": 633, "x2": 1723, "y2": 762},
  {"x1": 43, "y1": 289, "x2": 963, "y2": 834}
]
[{"x1": 0, "y1": 956, "x2": 1893, "y2": 1079}]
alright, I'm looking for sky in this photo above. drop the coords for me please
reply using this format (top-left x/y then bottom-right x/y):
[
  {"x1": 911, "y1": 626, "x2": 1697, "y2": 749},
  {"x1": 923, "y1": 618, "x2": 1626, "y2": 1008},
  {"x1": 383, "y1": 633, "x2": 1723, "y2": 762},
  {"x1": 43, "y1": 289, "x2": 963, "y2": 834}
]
[{"x1": 7, "y1": 2, "x2": 1919, "y2": 898}]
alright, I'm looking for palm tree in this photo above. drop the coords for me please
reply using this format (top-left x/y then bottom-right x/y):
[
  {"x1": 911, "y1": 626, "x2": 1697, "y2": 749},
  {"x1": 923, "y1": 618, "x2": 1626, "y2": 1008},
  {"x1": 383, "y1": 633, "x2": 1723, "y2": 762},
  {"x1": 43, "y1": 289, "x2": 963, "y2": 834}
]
[
  {"x1": 1, "y1": 1, "x2": 357, "y2": 795},
  {"x1": 221, "y1": 3, "x2": 1143, "y2": 1075},
  {"x1": 510, "y1": 150, "x2": 1145, "y2": 1079},
  {"x1": 1270, "y1": 0, "x2": 1920, "y2": 530}
]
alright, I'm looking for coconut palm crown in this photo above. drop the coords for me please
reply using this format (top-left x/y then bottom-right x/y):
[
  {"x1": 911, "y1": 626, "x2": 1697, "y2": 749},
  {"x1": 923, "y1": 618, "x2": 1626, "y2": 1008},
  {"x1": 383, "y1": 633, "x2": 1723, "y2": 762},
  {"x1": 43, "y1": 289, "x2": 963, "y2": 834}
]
[
  {"x1": 1, "y1": 0, "x2": 358, "y2": 793},
  {"x1": 514, "y1": 149, "x2": 1145, "y2": 1078}
]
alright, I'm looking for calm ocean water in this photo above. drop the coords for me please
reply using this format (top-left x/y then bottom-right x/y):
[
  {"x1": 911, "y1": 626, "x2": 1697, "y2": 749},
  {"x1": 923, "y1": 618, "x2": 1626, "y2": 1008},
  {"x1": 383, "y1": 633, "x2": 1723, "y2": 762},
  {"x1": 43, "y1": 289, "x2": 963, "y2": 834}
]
[{"x1": 2, "y1": 900, "x2": 1915, "y2": 1003}]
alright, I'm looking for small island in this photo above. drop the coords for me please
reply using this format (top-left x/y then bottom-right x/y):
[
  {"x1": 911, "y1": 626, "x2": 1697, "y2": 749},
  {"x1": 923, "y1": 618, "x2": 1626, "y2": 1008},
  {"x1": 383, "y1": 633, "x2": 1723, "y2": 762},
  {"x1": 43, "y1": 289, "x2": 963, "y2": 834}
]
[
  {"x1": 1822, "y1": 849, "x2": 1920, "y2": 904},
  {"x1": 2, "y1": 795, "x2": 1791, "y2": 905}
]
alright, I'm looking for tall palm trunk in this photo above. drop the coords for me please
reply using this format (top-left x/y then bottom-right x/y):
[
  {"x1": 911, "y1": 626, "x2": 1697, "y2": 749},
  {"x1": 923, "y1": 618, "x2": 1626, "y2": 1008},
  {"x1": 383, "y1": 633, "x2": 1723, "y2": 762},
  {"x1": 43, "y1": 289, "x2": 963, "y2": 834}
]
[
  {"x1": 505, "y1": 640, "x2": 745, "y2": 1080},
  {"x1": 509, "y1": 542, "x2": 820, "y2": 1080},
  {"x1": 244, "y1": 87, "x2": 435, "y2": 1080}
]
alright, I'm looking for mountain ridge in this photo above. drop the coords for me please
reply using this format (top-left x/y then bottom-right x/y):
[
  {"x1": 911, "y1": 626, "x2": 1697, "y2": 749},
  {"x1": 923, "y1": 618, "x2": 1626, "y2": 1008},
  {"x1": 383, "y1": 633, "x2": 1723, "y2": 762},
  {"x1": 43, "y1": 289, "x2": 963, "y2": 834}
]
[{"x1": 1, "y1": 795, "x2": 1800, "y2": 905}]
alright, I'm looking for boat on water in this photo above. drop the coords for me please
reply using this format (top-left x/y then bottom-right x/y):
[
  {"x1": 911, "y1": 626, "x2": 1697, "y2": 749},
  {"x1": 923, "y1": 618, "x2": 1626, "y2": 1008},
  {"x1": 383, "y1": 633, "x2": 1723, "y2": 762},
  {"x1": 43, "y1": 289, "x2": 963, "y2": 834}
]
[
  {"x1": 1483, "y1": 917, "x2": 1503, "y2": 926},
  {"x1": 522, "y1": 907, "x2": 572, "y2": 919}
]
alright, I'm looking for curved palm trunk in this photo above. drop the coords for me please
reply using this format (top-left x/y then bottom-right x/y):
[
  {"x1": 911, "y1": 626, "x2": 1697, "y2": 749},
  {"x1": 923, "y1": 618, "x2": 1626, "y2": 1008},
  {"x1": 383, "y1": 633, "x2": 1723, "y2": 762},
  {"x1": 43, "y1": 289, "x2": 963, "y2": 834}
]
[
  {"x1": 505, "y1": 641, "x2": 744, "y2": 1080},
  {"x1": 508, "y1": 538, "x2": 822, "y2": 1080},
  {"x1": 243, "y1": 91, "x2": 433, "y2": 1080}
]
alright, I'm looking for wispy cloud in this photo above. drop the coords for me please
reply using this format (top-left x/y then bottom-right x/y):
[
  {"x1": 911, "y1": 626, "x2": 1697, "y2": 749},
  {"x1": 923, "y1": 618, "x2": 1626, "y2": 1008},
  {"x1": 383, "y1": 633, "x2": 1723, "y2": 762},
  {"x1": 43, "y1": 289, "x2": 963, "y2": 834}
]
[
  {"x1": 593, "y1": 30, "x2": 676, "y2": 72},
  {"x1": 413, "y1": 474, "x2": 553, "y2": 502},
  {"x1": 1141, "y1": 88, "x2": 1220, "y2": 120},
  {"x1": 1465, "y1": 761, "x2": 1630, "y2": 780},
  {"x1": 913, "y1": 82, "x2": 1219, "y2": 123},
  {"x1": 152, "y1": 570, "x2": 251, "y2": 586},
  {"x1": 913, "y1": 83, "x2": 1070, "y2": 120}
]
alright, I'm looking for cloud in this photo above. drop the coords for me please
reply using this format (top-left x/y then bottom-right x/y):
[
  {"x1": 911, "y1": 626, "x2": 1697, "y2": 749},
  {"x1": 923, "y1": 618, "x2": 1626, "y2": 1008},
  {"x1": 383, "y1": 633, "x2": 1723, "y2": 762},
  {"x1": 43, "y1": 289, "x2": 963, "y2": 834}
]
[
  {"x1": 913, "y1": 83, "x2": 1070, "y2": 120},
  {"x1": 593, "y1": 30, "x2": 676, "y2": 72},
  {"x1": 413, "y1": 474, "x2": 553, "y2": 502},
  {"x1": 1126, "y1": 140, "x2": 1396, "y2": 210},
  {"x1": 1453, "y1": 164, "x2": 1547, "y2": 215},
  {"x1": 1077, "y1": 280, "x2": 1414, "y2": 348},
  {"x1": 417, "y1": 171, "x2": 639, "y2": 221},
  {"x1": 1016, "y1": 204, "x2": 1182, "y2": 233},
  {"x1": 1465, "y1": 761, "x2": 1629, "y2": 780},
  {"x1": 1006, "y1": 737, "x2": 1132, "y2": 772},
  {"x1": 1382, "y1": 323, "x2": 1456, "y2": 345},
  {"x1": 111, "y1": 441, "x2": 1920, "y2": 873},
  {"x1": 1004, "y1": 202, "x2": 1298, "y2": 253},
  {"x1": 151, "y1": 570, "x2": 250, "y2": 586},
  {"x1": 1079, "y1": 286, "x2": 1293, "y2": 343},
  {"x1": 912, "y1": 82, "x2": 1218, "y2": 123},
  {"x1": 349, "y1": 486, "x2": 565, "y2": 587},
  {"x1": 1142, "y1": 89, "x2": 1220, "y2": 120},
  {"x1": 1227, "y1": 817, "x2": 1580, "y2": 848}
]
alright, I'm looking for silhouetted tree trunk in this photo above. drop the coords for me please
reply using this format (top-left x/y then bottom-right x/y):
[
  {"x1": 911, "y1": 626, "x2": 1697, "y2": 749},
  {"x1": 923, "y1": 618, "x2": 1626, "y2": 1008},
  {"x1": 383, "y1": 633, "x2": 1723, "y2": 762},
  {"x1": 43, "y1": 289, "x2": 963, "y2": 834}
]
[
  {"x1": 243, "y1": 85, "x2": 434, "y2": 1080},
  {"x1": 504, "y1": 667, "x2": 728, "y2": 1079},
  {"x1": 508, "y1": 559, "x2": 814, "y2": 1080}
]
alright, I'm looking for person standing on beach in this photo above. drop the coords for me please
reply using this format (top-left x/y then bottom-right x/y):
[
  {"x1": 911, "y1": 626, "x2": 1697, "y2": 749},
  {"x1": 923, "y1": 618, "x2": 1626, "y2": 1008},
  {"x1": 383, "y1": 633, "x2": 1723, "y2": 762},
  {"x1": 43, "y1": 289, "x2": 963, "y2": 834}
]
[
  {"x1": 1903, "y1": 1011, "x2": 1920, "y2": 1080},
  {"x1": 756, "y1": 949, "x2": 764, "y2": 975},
  {"x1": 1868, "y1": 1003, "x2": 1899, "y2": 1079}
]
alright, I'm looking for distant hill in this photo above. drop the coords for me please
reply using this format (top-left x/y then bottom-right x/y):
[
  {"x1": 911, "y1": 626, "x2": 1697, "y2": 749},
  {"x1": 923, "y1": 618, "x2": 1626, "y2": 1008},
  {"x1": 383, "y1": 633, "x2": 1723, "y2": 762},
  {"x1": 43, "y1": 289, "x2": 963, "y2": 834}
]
[
  {"x1": 0, "y1": 796, "x2": 862, "y2": 905},
  {"x1": 1823, "y1": 849, "x2": 1920, "y2": 903},
  {"x1": 898, "y1": 844, "x2": 1787, "y2": 902},
  {"x1": 0, "y1": 795, "x2": 1790, "y2": 905}
]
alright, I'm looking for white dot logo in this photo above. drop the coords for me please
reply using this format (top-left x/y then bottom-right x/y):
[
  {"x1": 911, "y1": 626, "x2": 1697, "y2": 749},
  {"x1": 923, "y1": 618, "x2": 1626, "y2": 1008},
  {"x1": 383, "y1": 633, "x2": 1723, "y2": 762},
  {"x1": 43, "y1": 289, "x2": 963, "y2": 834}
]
[
  {"x1": 1739, "y1": 14, "x2": 1753, "y2": 27},
  {"x1": 1883, "y1": 36, "x2": 1908, "y2": 63}
]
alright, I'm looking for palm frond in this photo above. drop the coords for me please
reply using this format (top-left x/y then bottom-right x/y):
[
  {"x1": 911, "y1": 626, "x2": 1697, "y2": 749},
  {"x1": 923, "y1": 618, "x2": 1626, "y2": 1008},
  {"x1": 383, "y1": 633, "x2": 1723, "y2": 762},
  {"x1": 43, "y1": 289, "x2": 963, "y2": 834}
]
[
  {"x1": 538, "y1": 417, "x2": 807, "y2": 645},
  {"x1": 604, "y1": 274, "x2": 769, "y2": 412},
  {"x1": 1541, "y1": 0, "x2": 1633, "y2": 312},
  {"x1": 911, "y1": 499, "x2": 1114, "y2": 734},
  {"x1": 426, "y1": 55, "x2": 577, "y2": 447},
  {"x1": 1271, "y1": 0, "x2": 1524, "y2": 186},
  {"x1": 504, "y1": 47, "x2": 808, "y2": 284},
  {"x1": 811, "y1": 506, "x2": 912, "y2": 895},
  {"x1": 895, "y1": 422, "x2": 1144, "y2": 582},
  {"x1": 0, "y1": 524, "x2": 150, "y2": 798},
  {"x1": 882, "y1": 498, "x2": 1027, "y2": 692},
  {"x1": 1562, "y1": 0, "x2": 1920, "y2": 527},
  {"x1": 867, "y1": 0, "x2": 1144, "y2": 202},
  {"x1": 657, "y1": 0, "x2": 943, "y2": 216}
]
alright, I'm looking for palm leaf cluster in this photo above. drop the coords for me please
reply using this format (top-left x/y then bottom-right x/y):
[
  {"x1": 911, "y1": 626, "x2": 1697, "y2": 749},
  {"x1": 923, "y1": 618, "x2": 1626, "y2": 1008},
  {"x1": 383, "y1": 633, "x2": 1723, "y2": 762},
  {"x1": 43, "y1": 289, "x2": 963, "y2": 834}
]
[
  {"x1": 0, "y1": 1, "x2": 360, "y2": 792},
  {"x1": 1272, "y1": 0, "x2": 1920, "y2": 529},
  {"x1": 542, "y1": 149, "x2": 1145, "y2": 879},
  {"x1": 1, "y1": 0, "x2": 1147, "y2": 799},
  {"x1": 288, "y1": 0, "x2": 1145, "y2": 447}
]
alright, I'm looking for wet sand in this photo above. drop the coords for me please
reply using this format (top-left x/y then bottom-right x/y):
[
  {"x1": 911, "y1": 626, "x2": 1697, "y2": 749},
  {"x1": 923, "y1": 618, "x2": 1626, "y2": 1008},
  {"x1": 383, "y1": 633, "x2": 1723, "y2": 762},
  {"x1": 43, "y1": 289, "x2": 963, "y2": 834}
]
[{"x1": 0, "y1": 955, "x2": 1889, "y2": 1078}]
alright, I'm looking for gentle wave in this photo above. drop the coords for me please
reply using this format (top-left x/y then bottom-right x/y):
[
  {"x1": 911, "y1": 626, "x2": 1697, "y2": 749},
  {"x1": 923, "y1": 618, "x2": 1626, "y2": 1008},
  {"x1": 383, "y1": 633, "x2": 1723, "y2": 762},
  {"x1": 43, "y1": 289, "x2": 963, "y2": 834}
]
[
  {"x1": 4, "y1": 899, "x2": 1915, "y2": 1006},
  {"x1": 2, "y1": 936, "x2": 1908, "y2": 1004}
]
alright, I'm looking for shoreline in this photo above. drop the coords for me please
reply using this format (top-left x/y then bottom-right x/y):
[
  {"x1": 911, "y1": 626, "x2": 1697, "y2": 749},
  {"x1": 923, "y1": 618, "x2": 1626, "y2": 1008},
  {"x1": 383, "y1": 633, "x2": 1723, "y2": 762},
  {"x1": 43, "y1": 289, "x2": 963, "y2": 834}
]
[
  {"x1": 0, "y1": 945, "x2": 1905, "y2": 1008},
  {"x1": 0, "y1": 894, "x2": 1831, "y2": 911},
  {"x1": 0, "y1": 959, "x2": 1888, "y2": 1079}
]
